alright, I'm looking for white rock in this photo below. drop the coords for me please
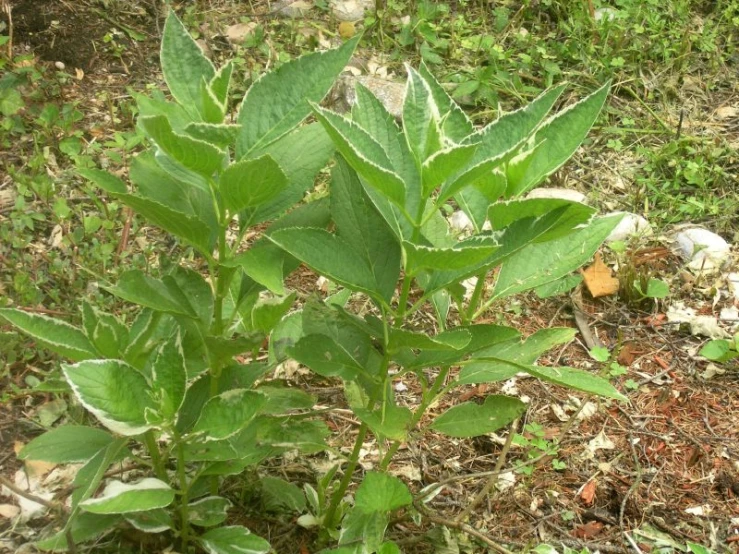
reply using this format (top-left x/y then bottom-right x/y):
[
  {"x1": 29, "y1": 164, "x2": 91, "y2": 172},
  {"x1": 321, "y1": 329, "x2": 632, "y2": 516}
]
[
  {"x1": 449, "y1": 210, "x2": 473, "y2": 232},
  {"x1": 720, "y1": 306, "x2": 739, "y2": 322},
  {"x1": 666, "y1": 303, "x2": 729, "y2": 339},
  {"x1": 526, "y1": 187, "x2": 587, "y2": 204},
  {"x1": 605, "y1": 212, "x2": 652, "y2": 243},
  {"x1": 673, "y1": 227, "x2": 731, "y2": 271},
  {"x1": 330, "y1": 0, "x2": 374, "y2": 21}
]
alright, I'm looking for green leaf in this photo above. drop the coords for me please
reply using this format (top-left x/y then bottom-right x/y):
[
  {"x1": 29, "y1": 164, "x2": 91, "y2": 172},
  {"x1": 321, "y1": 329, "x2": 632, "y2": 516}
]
[
  {"x1": 313, "y1": 105, "x2": 407, "y2": 208},
  {"x1": 242, "y1": 123, "x2": 335, "y2": 227},
  {"x1": 35, "y1": 513, "x2": 120, "y2": 552},
  {"x1": 0, "y1": 309, "x2": 98, "y2": 361},
  {"x1": 192, "y1": 389, "x2": 266, "y2": 441},
  {"x1": 458, "y1": 328, "x2": 575, "y2": 385},
  {"x1": 63, "y1": 360, "x2": 156, "y2": 436},
  {"x1": 488, "y1": 198, "x2": 596, "y2": 241},
  {"x1": 699, "y1": 340, "x2": 737, "y2": 362},
  {"x1": 507, "y1": 82, "x2": 610, "y2": 197},
  {"x1": 150, "y1": 332, "x2": 187, "y2": 421},
  {"x1": 140, "y1": 115, "x2": 225, "y2": 178},
  {"x1": 419, "y1": 61, "x2": 474, "y2": 142},
  {"x1": 161, "y1": 12, "x2": 216, "y2": 117},
  {"x1": 403, "y1": 66, "x2": 443, "y2": 162},
  {"x1": 339, "y1": 510, "x2": 388, "y2": 552},
  {"x1": 209, "y1": 61, "x2": 234, "y2": 106},
  {"x1": 421, "y1": 143, "x2": 478, "y2": 198},
  {"x1": 71, "y1": 439, "x2": 130, "y2": 511},
  {"x1": 105, "y1": 270, "x2": 197, "y2": 317},
  {"x1": 184, "y1": 123, "x2": 241, "y2": 147},
  {"x1": 355, "y1": 472, "x2": 412, "y2": 512},
  {"x1": 430, "y1": 395, "x2": 526, "y2": 437},
  {"x1": 388, "y1": 327, "x2": 471, "y2": 352},
  {"x1": 524, "y1": 364, "x2": 626, "y2": 400},
  {"x1": 258, "y1": 386, "x2": 315, "y2": 415},
  {"x1": 645, "y1": 278, "x2": 670, "y2": 299},
  {"x1": 269, "y1": 228, "x2": 392, "y2": 303},
  {"x1": 289, "y1": 334, "x2": 368, "y2": 380},
  {"x1": 19, "y1": 426, "x2": 115, "y2": 463},
  {"x1": 404, "y1": 240, "x2": 498, "y2": 274},
  {"x1": 219, "y1": 155, "x2": 288, "y2": 214},
  {"x1": 535, "y1": 274, "x2": 582, "y2": 298},
  {"x1": 81, "y1": 478, "x2": 174, "y2": 515},
  {"x1": 189, "y1": 496, "x2": 232, "y2": 527},
  {"x1": 199, "y1": 77, "x2": 227, "y2": 123},
  {"x1": 261, "y1": 476, "x2": 306, "y2": 513},
  {"x1": 490, "y1": 214, "x2": 621, "y2": 301},
  {"x1": 170, "y1": 266, "x2": 214, "y2": 326},
  {"x1": 199, "y1": 526, "x2": 271, "y2": 554},
  {"x1": 126, "y1": 509, "x2": 173, "y2": 533},
  {"x1": 330, "y1": 157, "x2": 402, "y2": 301},
  {"x1": 247, "y1": 293, "x2": 296, "y2": 334},
  {"x1": 354, "y1": 404, "x2": 412, "y2": 441},
  {"x1": 236, "y1": 34, "x2": 360, "y2": 158}
]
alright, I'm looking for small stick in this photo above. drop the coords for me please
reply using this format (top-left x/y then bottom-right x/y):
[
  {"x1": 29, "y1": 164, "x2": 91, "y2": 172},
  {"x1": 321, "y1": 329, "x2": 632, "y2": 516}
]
[
  {"x1": 116, "y1": 207, "x2": 134, "y2": 260},
  {"x1": 454, "y1": 419, "x2": 519, "y2": 523},
  {"x1": 0, "y1": 475, "x2": 61, "y2": 511}
]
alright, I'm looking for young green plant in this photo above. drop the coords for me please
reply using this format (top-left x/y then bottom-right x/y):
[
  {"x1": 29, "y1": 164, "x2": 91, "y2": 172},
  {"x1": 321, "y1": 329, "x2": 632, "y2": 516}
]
[
  {"x1": 0, "y1": 13, "x2": 358, "y2": 553},
  {"x1": 268, "y1": 64, "x2": 627, "y2": 550}
]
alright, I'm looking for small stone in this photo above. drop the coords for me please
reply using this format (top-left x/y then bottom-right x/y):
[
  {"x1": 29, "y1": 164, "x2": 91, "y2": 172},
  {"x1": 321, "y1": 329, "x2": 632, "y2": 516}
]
[
  {"x1": 54, "y1": 61, "x2": 65, "y2": 70},
  {"x1": 225, "y1": 22, "x2": 257, "y2": 45},
  {"x1": 526, "y1": 187, "x2": 587, "y2": 204},
  {"x1": 672, "y1": 227, "x2": 731, "y2": 271},
  {"x1": 605, "y1": 212, "x2": 652, "y2": 243},
  {"x1": 274, "y1": 0, "x2": 313, "y2": 18},
  {"x1": 330, "y1": 0, "x2": 374, "y2": 21},
  {"x1": 449, "y1": 210, "x2": 473, "y2": 232},
  {"x1": 727, "y1": 273, "x2": 739, "y2": 302}
]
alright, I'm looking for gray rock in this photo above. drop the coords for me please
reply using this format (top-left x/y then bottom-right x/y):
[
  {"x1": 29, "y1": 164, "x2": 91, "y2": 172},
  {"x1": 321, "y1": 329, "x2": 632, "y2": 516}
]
[
  {"x1": 273, "y1": 0, "x2": 313, "y2": 18},
  {"x1": 526, "y1": 187, "x2": 587, "y2": 204},
  {"x1": 328, "y1": 74, "x2": 405, "y2": 119},
  {"x1": 672, "y1": 226, "x2": 731, "y2": 271},
  {"x1": 605, "y1": 212, "x2": 652, "y2": 243},
  {"x1": 330, "y1": 0, "x2": 374, "y2": 21}
]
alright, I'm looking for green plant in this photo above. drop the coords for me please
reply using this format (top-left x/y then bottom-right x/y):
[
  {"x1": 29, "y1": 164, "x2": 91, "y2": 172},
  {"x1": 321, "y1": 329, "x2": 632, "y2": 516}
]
[
  {"x1": 700, "y1": 333, "x2": 739, "y2": 364},
  {"x1": 266, "y1": 64, "x2": 626, "y2": 551},
  {"x1": 0, "y1": 13, "x2": 359, "y2": 552}
]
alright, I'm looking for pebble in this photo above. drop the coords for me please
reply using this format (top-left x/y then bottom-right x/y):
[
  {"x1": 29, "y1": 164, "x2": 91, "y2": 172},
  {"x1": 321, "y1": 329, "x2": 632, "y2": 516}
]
[
  {"x1": 330, "y1": 0, "x2": 374, "y2": 21},
  {"x1": 672, "y1": 226, "x2": 731, "y2": 271},
  {"x1": 526, "y1": 187, "x2": 587, "y2": 204},
  {"x1": 274, "y1": 0, "x2": 312, "y2": 18},
  {"x1": 225, "y1": 22, "x2": 257, "y2": 45},
  {"x1": 605, "y1": 212, "x2": 652, "y2": 243},
  {"x1": 54, "y1": 61, "x2": 65, "y2": 70}
]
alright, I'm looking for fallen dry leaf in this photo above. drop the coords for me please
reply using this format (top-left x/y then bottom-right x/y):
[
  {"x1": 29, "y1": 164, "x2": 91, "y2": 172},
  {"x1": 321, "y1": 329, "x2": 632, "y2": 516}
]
[
  {"x1": 581, "y1": 253, "x2": 619, "y2": 298},
  {"x1": 0, "y1": 504, "x2": 20, "y2": 519},
  {"x1": 715, "y1": 106, "x2": 738, "y2": 120},
  {"x1": 572, "y1": 520, "x2": 604, "y2": 539},
  {"x1": 617, "y1": 342, "x2": 639, "y2": 366},
  {"x1": 580, "y1": 479, "x2": 597, "y2": 505}
]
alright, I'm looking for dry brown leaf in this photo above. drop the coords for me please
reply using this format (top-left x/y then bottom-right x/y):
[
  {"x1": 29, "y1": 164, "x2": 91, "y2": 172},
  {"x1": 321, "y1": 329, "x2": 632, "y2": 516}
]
[
  {"x1": 581, "y1": 253, "x2": 619, "y2": 298},
  {"x1": 0, "y1": 504, "x2": 20, "y2": 519},
  {"x1": 580, "y1": 479, "x2": 597, "y2": 505},
  {"x1": 572, "y1": 520, "x2": 604, "y2": 539}
]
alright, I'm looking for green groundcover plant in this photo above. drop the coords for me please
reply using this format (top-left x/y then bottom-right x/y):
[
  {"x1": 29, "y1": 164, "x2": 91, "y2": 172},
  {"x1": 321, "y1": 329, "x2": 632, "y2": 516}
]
[{"x1": 1, "y1": 12, "x2": 627, "y2": 554}]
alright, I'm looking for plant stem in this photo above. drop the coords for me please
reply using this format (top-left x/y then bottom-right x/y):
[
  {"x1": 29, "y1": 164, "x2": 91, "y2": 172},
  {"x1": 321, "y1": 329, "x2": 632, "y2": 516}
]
[
  {"x1": 454, "y1": 418, "x2": 519, "y2": 523},
  {"x1": 324, "y1": 311, "x2": 393, "y2": 526},
  {"x1": 396, "y1": 273, "x2": 412, "y2": 323},
  {"x1": 175, "y1": 433, "x2": 191, "y2": 551},
  {"x1": 465, "y1": 270, "x2": 487, "y2": 321},
  {"x1": 143, "y1": 431, "x2": 167, "y2": 482},
  {"x1": 323, "y1": 423, "x2": 369, "y2": 528},
  {"x1": 379, "y1": 365, "x2": 451, "y2": 471}
]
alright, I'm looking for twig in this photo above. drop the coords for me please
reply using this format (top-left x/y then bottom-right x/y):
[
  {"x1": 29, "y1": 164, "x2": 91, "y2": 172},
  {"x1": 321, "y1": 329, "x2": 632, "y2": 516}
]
[
  {"x1": 619, "y1": 433, "x2": 642, "y2": 530},
  {"x1": 0, "y1": 475, "x2": 62, "y2": 512},
  {"x1": 454, "y1": 419, "x2": 519, "y2": 523},
  {"x1": 415, "y1": 501, "x2": 515, "y2": 554}
]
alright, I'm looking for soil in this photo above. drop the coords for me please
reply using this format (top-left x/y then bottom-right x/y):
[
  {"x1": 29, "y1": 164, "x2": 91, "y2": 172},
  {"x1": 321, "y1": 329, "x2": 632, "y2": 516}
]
[{"x1": 1, "y1": 1, "x2": 738, "y2": 553}]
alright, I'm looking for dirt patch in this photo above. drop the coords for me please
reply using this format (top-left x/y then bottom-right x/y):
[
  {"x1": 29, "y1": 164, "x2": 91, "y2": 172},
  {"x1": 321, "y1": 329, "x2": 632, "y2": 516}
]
[{"x1": 7, "y1": 0, "x2": 158, "y2": 74}]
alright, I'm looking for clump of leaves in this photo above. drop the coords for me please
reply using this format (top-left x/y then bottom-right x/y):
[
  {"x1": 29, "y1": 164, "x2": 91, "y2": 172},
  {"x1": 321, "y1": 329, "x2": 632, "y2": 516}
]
[
  {"x1": 1, "y1": 13, "x2": 358, "y2": 553},
  {"x1": 267, "y1": 64, "x2": 627, "y2": 550}
]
